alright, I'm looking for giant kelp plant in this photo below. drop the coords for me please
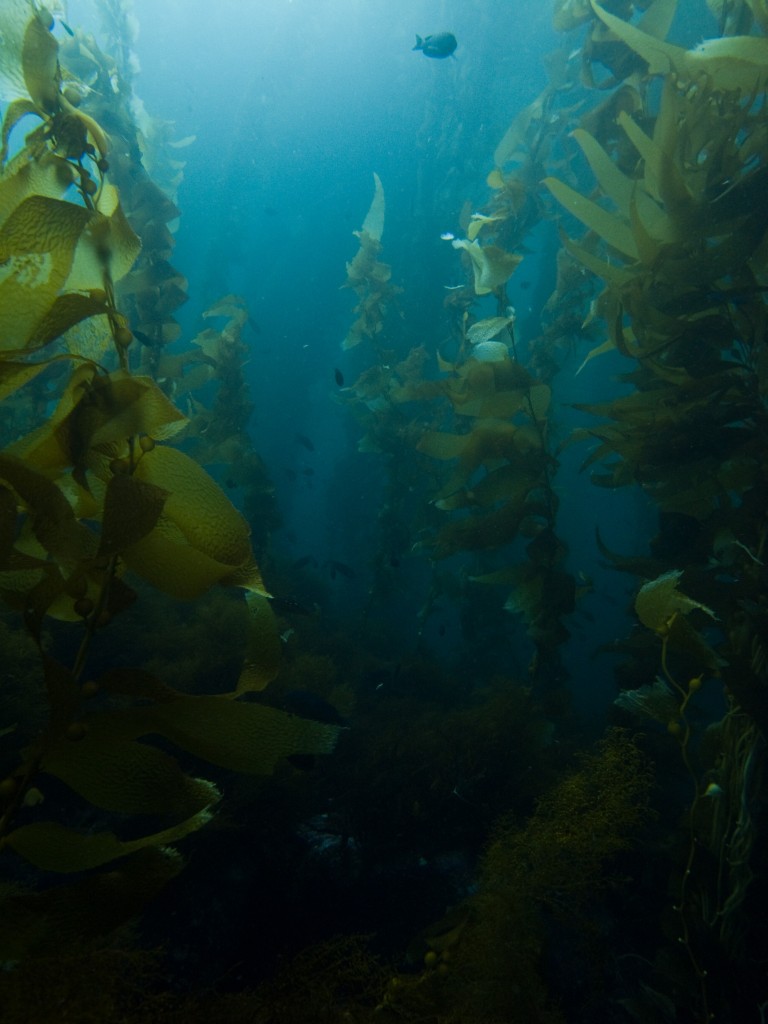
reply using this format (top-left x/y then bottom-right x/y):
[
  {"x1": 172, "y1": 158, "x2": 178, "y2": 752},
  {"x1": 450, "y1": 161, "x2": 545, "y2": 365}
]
[
  {"x1": 342, "y1": 177, "x2": 576, "y2": 694},
  {"x1": 338, "y1": 0, "x2": 768, "y2": 1019},
  {"x1": 0, "y1": 0, "x2": 337, "y2": 957},
  {"x1": 540, "y1": 2, "x2": 768, "y2": 1017}
]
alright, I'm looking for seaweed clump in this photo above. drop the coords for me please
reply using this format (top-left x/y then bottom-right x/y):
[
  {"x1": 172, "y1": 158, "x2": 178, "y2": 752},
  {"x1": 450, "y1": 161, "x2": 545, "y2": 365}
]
[{"x1": 378, "y1": 730, "x2": 652, "y2": 1023}]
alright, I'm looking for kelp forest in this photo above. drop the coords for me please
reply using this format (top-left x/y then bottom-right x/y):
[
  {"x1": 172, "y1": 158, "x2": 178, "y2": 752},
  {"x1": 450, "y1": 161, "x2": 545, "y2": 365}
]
[{"x1": 0, "y1": 0, "x2": 766, "y2": 1021}]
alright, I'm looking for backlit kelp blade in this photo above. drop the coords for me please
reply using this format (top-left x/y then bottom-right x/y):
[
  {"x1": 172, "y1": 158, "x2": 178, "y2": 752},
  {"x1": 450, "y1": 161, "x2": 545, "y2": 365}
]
[{"x1": 0, "y1": 0, "x2": 310, "y2": 960}]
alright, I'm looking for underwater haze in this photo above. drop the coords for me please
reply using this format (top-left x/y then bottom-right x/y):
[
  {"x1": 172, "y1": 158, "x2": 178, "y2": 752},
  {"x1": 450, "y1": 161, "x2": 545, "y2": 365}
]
[
  {"x1": 1, "y1": 0, "x2": 767, "y2": 1021},
  {"x1": 69, "y1": 0, "x2": 566, "y2": 630}
]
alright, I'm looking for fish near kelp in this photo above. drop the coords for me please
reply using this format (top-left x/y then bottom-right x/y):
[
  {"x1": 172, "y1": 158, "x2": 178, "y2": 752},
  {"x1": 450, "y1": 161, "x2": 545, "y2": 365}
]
[{"x1": 413, "y1": 32, "x2": 457, "y2": 59}]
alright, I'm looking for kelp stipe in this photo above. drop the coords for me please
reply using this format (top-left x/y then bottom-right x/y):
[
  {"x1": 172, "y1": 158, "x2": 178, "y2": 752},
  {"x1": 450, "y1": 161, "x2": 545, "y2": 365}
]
[{"x1": 341, "y1": 175, "x2": 575, "y2": 691}]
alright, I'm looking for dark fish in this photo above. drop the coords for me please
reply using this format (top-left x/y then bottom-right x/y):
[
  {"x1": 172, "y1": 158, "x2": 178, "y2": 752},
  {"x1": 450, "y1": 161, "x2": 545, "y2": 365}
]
[
  {"x1": 334, "y1": 367, "x2": 345, "y2": 387},
  {"x1": 281, "y1": 691, "x2": 347, "y2": 770},
  {"x1": 327, "y1": 559, "x2": 357, "y2": 581},
  {"x1": 294, "y1": 433, "x2": 315, "y2": 452},
  {"x1": 413, "y1": 32, "x2": 457, "y2": 59},
  {"x1": 132, "y1": 328, "x2": 157, "y2": 347}
]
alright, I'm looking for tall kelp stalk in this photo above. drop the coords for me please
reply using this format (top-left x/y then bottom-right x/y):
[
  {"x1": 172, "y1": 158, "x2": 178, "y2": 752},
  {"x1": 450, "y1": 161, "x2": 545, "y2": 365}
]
[
  {"x1": 0, "y1": 2, "x2": 338, "y2": 958},
  {"x1": 540, "y1": 0, "x2": 768, "y2": 1018},
  {"x1": 342, "y1": 172, "x2": 576, "y2": 694}
]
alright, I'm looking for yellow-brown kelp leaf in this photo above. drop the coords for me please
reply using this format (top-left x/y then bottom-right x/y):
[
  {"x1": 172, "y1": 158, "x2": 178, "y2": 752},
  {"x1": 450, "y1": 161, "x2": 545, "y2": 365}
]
[
  {"x1": 0, "y1": 356, "x2": 55, "y2": 401},
  {"x1": 432, "y1": 501, "x2": 529, "y2": 559},
  {"x1": 0, "y1": 2, "x2": 38, "y2": 102},
  {"x1": 526, "y1": 382, "x2": 551, "y2": 421},
  {"x1": 417, "y1": 430, "x2": 474, "y2": 462},
  {"x1": 21, "y1": 6, "x2": 59, "y2": 112},
  {"x1": 570, "y1": 127, "x2": 635, "y2": 213},
  {"x1": 69, "y1": 371, "x2": 187, "y2": 452},
  {"x1": 83, "y1": 695, "x2": 339, "y2": 774},
  {"x1": 26, "y1": 291, "x2": 111, "y2": 351},
  {"x1": 0, "y1": 195, "x2": 90, "y2": 350},
  {"x1": 493, "y1": 93, "x2": 548, "y2": 168},
  {"x1": 0, "y1": 556, "x2": 51, "y2": 615},
  {"x1": 340, "y1": 176, "x2": 389, "y2": 345},
  {"x1": 15, "y1": 370, "x2": 187, "y2": 484},
  {"x1": 591, "y1": 0, "x2": 768, "y2": 91},
  {"x1": 635, "y1": 570, "x2": 716, "y2": 633},
  {"x1": 0, "y1": 453, "x2": 96, "y2": 567},
  {"x1": 576, "y1": 336, "x2": 616, "y2": 374},
  {"x1": 2, "y1": 807, "x2": 215, "y2": 873},
  {"x1": 135, "y1": 445, "x2": 251, "y2": 565},
  {"x1": 435, "y1": 465, "x2": 540, "y2": 511},
  {"x1": 560, "y1": 232, "x2": 635, "y2": 290},
  {"x1": 745, "y1": 0, "x2": 768, "y2": 32},
  {"x1": 64, "y1": 186, "x2": 142, "y2": 292},
  {"x1": 237, "y1": 591, "x2": 282, "y2": 693},
  {"x1": 0, "y1": 1, "x2": 58, "y2": 110},
  {"x1": 202, "y1": 293, "x2": 249, "y2": 325},
  {"x1": 99, "y1": 473, "x2": 169, "y2": 556},
  {"x1": 58, "y1": 93, "x2": 110, "y2": 161},
  {"x1": 643, "y1": 0, "x2": 679, "y2": 39},
  {"x1": 452, "y1": 238, "x2": 523, "y2": 295},
  {"x1": 467, "y1": 213, "x2": 505, "y2": 242},
  {"x1": 41, "y1": 731, "x2": 220, "y2": 816},
  {"x1": 361, "y1": 171, "x2": 385, "y2": 242},
  {"x1": 616, "y1": 108, "x2": 689, "y2": 213},
  {"x1": 1, "y1": 97, "x2": 37, "y2": 161},
  {"x1": 543, "y1": 176, "x2": 639, "y2": 260},
  {"x1": 419, "y1": 421, "x2": 533, "y2": 470},
  {"x1": 553, "y1": 0, "x2": 592, "y2": 30},
  {"x1": 451, "y1": 387, "x2": 525, "y2": 419},
  {"x1": 224, "y1": 556, "x2": 269, "y2": 596},
  {"x1": 0, "y1": 848, "x2": 183, "y2": 959},
  {"x1": 120, "y1": 519, "x2": 245, "y2": 599},
  {"x1": 0, "y1": 144, "x2": 74, "y2": 228},
  {"x1": 122, "y1": 445, "x2": 256, "y2": 599},
  {"x1": 467, "y1": 316, "x2": 514, "y2": 345},
  {"x1": 7, "y1": 362, "x2": 96, "y2": 476},
  {"x1": 504, "y1": 572, "x2": 544, "y2": 625},
  {"x1": 62, "y1": 311, "x2": 114, "y2": 361}
]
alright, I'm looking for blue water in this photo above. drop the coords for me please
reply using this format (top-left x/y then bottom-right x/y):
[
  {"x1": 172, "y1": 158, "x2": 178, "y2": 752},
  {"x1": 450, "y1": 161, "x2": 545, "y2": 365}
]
[{"x1": 59, "y1": 0, "x2": 673, "y2": 713}]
